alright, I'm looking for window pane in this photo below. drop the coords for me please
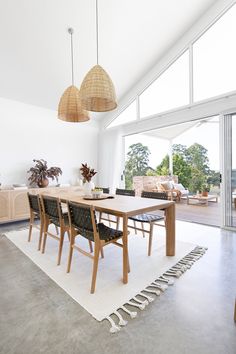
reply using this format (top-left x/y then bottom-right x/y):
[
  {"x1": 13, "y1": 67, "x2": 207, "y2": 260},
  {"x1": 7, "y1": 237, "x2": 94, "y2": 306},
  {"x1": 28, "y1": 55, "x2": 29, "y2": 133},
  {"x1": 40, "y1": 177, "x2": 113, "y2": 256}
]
[
  {"x1": 193, "y1": 4, "x2": 236, "y2": 101},
  {"x1": 107, "y1": 100, "x2": 136, "y2": 128},
  {"x1": 140, "y1": 50, "x2": 189, "y2": 118}
]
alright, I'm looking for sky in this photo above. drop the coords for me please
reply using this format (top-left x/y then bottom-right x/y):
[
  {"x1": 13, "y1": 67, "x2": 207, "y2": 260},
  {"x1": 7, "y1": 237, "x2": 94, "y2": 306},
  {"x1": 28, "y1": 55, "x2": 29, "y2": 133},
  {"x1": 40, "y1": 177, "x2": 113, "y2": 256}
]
[{"x1": 125, "y1": 118, "x2": 220, "y2": 171}]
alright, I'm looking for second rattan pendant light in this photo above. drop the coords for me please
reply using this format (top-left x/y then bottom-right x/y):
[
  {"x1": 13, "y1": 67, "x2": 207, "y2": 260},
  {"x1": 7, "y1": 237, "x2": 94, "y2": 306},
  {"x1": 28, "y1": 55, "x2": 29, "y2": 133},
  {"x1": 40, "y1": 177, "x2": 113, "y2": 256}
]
[
  {"x1": 58, "y1": 28, "x2": 90, "y2": 122},
  {"x1": 80, "y1": 0, "x2": 117, "y2": 112}
]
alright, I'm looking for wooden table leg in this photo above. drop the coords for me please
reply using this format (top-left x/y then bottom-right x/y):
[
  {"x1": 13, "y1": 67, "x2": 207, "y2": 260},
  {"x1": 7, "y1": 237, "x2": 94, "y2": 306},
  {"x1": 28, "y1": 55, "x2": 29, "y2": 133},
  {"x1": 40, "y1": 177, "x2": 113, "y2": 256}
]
[
  {"x1": 122, "y1": 215, "x2": 128, "y2": 284},
  {"x1": 165, "y1": 203, "x2": 175, "y2": 256}
]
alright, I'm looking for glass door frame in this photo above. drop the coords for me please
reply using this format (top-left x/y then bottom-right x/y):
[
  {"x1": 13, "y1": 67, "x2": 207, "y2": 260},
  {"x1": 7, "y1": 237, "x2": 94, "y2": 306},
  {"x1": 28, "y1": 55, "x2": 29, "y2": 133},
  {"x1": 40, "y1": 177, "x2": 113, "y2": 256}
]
[{"x1": 220, "y1": 113, "x2": 236, "y2": 230}]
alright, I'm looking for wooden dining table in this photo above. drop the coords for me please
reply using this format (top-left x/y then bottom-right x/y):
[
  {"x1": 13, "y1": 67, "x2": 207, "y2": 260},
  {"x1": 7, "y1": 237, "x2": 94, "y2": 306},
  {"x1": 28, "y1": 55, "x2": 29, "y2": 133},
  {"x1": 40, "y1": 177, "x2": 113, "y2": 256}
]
[{"x1": 40, "y1": 189, "x2": 175, "y2": 284}]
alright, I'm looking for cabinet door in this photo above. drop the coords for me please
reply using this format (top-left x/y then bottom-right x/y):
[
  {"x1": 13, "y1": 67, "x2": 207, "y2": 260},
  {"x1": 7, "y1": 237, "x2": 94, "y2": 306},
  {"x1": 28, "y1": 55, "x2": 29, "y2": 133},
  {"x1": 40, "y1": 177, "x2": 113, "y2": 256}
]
[
  {"x1": 11, "y1": 191, "x2": 30, "y2": 221},
  {"x1": 0, "y1": 191, "x2": 11, "y2": 222}
]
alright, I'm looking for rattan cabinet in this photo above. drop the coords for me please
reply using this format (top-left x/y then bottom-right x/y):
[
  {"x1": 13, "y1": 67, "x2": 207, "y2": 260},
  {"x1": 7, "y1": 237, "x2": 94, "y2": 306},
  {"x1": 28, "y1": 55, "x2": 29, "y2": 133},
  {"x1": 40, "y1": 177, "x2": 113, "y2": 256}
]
[{"x1": 0, "y1": 186, "x2": 82, "y2": 224}]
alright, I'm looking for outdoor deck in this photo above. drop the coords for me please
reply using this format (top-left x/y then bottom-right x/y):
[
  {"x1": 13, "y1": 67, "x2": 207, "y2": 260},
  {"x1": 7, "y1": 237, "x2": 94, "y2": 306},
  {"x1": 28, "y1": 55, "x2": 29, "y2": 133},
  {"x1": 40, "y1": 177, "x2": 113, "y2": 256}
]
[{"x1": 176, "y1": 197, "x2": 236, "y2": 227}]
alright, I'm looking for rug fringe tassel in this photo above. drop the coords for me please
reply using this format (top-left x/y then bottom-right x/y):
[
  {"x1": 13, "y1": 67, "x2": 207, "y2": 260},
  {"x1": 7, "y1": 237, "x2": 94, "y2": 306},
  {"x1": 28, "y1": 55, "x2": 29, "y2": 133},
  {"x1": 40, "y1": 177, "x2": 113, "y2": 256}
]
[
  {"x1": 138, "y1": 292, "x2": 154, "y2": 303},
  {"x1": 120, "y1": 305, "x2": 137, "y2": 318},
  {"x1": 143, "y1": 288, "x2": 161, "y2": 296},
  {"x1": 114, "y1": 311, "x2": 128, "y2": 326},
  {"x1": 127, "y1": 300, "x2": 146, "y2": 310},
  {"x1": 157, "y1": 275, "x2": 174, "y2": 285},
  {"x1": 106, "y1": 316, "x2": 121, "y2": 333},
  {"x1": 151, "y1": 281, "x2": 168, "y2": 292},
  {"x1": 105, "y1": 245, "x2": 207, "y2": 333}
]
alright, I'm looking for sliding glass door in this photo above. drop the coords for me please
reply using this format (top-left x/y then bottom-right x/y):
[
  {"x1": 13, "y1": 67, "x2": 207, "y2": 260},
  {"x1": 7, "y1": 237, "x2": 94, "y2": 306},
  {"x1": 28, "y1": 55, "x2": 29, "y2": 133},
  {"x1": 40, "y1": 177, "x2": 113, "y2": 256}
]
[{"x1": 221, "y1": 114, "x2": 236, "y2": 229}]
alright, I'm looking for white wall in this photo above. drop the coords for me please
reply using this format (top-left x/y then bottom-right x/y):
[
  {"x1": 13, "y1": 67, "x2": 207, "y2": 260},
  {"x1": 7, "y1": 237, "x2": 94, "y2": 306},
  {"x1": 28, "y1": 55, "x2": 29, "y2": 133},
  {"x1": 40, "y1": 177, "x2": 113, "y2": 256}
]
[{"x1": 0, "y1": 98, "x2": 99, "y2": 186}]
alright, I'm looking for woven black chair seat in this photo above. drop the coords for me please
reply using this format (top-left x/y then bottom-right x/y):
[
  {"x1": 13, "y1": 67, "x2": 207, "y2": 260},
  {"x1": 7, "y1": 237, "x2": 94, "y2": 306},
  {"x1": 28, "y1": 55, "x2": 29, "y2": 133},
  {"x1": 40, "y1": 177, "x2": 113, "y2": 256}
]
[
  {"x1": 129, "y1": 213, "x2": 164, "y2": 223},
  {"x1": 98, "y1": 223, "x2": 123, "y2": 242}
]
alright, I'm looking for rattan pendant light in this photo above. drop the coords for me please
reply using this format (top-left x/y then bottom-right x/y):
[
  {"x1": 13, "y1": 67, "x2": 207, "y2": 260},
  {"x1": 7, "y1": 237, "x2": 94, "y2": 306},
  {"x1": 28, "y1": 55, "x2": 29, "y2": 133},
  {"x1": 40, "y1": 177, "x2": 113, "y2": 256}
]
[
  {"x1": 58, "y1": 28, "x2": 90, "y2": 122},
  {"x1": 80, "y1": 0, "x2": 117, "y2": 112}
]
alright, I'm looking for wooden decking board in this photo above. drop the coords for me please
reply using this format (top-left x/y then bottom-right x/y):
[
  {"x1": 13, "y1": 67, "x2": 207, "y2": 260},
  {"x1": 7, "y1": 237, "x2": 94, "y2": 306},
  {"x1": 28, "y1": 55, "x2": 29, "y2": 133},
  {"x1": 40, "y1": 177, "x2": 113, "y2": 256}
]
[{"x1": 176, "y1": 199, "x2": 236, "y2": 227}]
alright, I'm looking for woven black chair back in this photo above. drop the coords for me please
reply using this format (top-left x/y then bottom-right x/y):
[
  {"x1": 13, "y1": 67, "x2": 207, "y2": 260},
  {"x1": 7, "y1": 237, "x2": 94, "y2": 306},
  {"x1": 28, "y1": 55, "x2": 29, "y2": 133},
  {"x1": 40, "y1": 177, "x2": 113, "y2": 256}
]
[
  {"x1": 141, "y1": 191, "x2": 168, "y2": 200},
  {"x1": 116, "y1": 188, "x2": 135, "y2": 197},
  {"x1": 27, "y1": 193, "x2": 41, "y2": 213},
  {"x1": 95, "y1": 187, "x2": 110, "y2": 194},
  {"x1": 42, "y1": 196, "x2": 61, "y2": 220},
  {"x1": 68, "y1": 202, "x2": 97, "y2": 242}
]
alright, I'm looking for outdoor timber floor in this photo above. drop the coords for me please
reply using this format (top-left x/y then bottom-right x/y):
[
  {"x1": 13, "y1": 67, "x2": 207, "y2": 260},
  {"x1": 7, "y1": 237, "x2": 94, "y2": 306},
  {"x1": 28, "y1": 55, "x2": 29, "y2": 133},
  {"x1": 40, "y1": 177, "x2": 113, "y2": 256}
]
[{"x1": 175, "y1": 198, "x2": 236, "y2": 227}]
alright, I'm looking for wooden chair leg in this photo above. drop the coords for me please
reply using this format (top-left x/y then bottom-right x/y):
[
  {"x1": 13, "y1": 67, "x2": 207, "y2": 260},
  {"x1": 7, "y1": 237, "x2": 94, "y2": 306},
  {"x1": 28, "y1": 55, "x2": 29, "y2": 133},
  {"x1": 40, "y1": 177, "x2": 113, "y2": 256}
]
[
  {"x1": 41, "y1": 219, "x2": 49, "y2": 254},
  {"x1": 148, "y1": 223, "x2": 154, "y2": 256},
  {"x1": 133, "y1": 220, "x2": 137, "y2": 234},
  {"x1": 91, "y1": 245, "x2": 100, "y2": 294},
  {"x1": 127, "y1": 251, "x2": 130, "y2": 273},
  {"x1": 99, "y1": 212, "x2": 102, "y2": 223},
  {"x1": 116, "y1": 217, "x2": 120, "y2": 230},
  {"x1": 57, "y1": 230, "x2": 65, "y2": 266},
  {"x1": 28, "y1": 213, "x2": 34, "y2": 242},
  {"x1": 107, "y1": 214, "x2": 112, "y2": 228},
  {"x1": 88, "y1": 240, "x2": 93, "y2": 253},
  {"x1": 67, "y1": 232, "x2": 75, "y2": 273},
  {"x1": 100, "y1": 246, "x2": 104, "y2": 258},
  {"x1": 141, "y1": 222, "x2": 145, "y2": 237},
  {"x1": 38, "y1": 218, "x2": 44, "y2": 251}
]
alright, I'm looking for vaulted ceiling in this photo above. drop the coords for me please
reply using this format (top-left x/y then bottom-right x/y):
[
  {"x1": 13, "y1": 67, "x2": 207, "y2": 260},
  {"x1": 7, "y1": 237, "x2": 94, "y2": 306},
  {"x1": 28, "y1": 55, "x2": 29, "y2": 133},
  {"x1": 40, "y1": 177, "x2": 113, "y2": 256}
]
[{"x1": 0, "y1": 0, "x2": 217, "y2": 118}]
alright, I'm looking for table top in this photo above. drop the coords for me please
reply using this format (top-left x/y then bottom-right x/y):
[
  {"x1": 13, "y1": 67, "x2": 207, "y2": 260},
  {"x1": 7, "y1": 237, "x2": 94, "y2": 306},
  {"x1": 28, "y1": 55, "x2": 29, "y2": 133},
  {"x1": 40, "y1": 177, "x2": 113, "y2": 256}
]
[
  {"x1": 40, "y1": 190, "x2": 174, "y2": 217},
  {"x1": 187, "y1": 194, "x2": 217, "y2": 200}
]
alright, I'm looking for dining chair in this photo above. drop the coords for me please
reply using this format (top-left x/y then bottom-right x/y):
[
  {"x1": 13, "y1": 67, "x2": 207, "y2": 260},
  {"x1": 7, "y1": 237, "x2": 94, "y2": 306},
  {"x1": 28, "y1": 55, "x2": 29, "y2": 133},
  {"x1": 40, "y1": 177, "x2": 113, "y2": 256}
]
[
  {"x1": 128, "y1": 191, "x2": 167, "y2": 256},
  {"x1": 67, "y1": 201, "x2": 127, "y2": 294},
  {"x1": 40, "y1": 195, "x2": 71, "y2": 265},
  {"x1": 27, "y1": 193, "x2": 44, "y2": 251},
  {"x1": 99, "y1": 188, "x2": 135, "y2": 229}
]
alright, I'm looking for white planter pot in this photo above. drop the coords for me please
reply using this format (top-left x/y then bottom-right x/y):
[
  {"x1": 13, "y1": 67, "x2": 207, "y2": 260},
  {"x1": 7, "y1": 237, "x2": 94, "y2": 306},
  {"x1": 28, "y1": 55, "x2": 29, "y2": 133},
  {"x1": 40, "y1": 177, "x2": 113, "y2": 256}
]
[{"x1": 83, "y1": 181, "x2": 95, "y2": 196}]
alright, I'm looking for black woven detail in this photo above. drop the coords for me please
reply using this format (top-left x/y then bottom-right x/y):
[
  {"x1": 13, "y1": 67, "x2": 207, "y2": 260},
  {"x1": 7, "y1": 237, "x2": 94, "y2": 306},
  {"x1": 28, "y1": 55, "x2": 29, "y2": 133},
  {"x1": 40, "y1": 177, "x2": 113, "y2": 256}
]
[
  {"x1": 95, "y1": 187, "x2": 110, "y2": 194},
  {"x1": 27, "y1": 193, "x2": 40, "y2": 213},
  {"x1": 97, "y1": 223, "x2": 123, "y2": 242},
  {"x1": 116, "y1": 188, "x2": 135, "y2": 196},
  {"x1": 68, "y1": 202, "x2": 97, "y2": 241},
  {"x1": 51, "y1": 213, "x2": 69, "y2": 227},
  {"x1": 141, "y1": 191, "x2": 168, "y2": 200},
  {"x1": 129, "y1": 213, "x2": 164, "y2": 223},
  {"x1": 42, "y1": 196, "x2": 61, "y2": 219}
]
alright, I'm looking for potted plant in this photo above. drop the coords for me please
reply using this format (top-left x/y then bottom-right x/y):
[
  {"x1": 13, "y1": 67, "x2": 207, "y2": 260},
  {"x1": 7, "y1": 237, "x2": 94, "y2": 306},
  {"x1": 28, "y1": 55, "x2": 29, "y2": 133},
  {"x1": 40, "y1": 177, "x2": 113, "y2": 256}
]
[
  {"x1": 28, "y1": 159, "x2": 62, "y2": 188},
  {"x1": 80, "y1": 163, "x2": 97, "y2": 195},
  {"x1": 201, "y1": 184, "x2": 210, "y2": 197}
]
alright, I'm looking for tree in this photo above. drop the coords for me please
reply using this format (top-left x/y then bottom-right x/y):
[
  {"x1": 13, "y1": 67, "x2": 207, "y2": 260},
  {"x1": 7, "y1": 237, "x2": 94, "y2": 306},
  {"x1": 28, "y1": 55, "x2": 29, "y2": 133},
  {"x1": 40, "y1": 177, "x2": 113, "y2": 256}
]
[
  {"x1": 125, "y1": 143, "x2": 150, "y2": 189},
  {"x1": 187, "y1": 143, "x2": 210, "y2": 175},
  {"x1": 155, "y1": 153, "x2": 191, "y2": 188},
  {"x1": 172, "y1": 154, "x2": 191, "y2": 188},
  {"x1": 155, "y1": 154, "x2": 170, "y2": 176},
  {"x1": 154, "y1": 143, "x2": 212, "y2": 192}
]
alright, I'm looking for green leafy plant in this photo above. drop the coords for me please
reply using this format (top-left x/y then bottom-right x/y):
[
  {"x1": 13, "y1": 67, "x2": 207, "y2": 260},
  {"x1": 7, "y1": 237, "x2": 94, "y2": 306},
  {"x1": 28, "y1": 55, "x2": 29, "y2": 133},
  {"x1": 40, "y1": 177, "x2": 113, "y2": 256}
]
[
  {"x1": 27, "y1": 159, "x2": 62, "y2": 186},
  {"x1": 80, "y1": 163, "x2": 97, "y2": 182},
  {"x1": 201, "y1": 183, "x2": 210, "y2": 192}
]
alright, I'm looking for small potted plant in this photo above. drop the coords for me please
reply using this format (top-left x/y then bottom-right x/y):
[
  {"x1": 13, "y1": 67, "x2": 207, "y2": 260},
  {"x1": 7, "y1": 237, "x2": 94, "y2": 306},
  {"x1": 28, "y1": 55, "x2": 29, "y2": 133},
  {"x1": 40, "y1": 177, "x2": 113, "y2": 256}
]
[
  {"x1": 201, "y1": 184, "x2": 210, "y2": 197},
  {"x1": 28, "y1": 159, "x2": 62, "y2": 188},
  {"x1": 80, "y1": 163, "x2": 97, "y2": 195},
  {"x1": 91, "y1": 187, "x2": 103, "y2": 199}
]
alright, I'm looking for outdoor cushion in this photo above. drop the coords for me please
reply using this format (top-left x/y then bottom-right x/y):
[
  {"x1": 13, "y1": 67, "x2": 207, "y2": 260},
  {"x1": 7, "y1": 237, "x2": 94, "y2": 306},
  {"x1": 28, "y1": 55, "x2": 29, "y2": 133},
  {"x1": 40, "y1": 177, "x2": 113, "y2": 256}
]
[
  {"x1": 160, "y1": 181, "x2": 173, "y2": 190},
  {"x1": 129, "y1": 213, "x2": 164, "y2": 223},
  {"x1": 173, "y1": 183, "x2": 185, "y2": 190}
]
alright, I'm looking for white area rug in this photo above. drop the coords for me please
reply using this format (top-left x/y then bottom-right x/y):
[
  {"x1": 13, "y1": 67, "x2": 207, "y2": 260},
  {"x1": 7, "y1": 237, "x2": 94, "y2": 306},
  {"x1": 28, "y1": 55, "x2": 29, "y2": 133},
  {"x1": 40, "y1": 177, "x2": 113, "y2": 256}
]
[{"x1": 5, "y1": 227, "x2": 206, "y2": 330}]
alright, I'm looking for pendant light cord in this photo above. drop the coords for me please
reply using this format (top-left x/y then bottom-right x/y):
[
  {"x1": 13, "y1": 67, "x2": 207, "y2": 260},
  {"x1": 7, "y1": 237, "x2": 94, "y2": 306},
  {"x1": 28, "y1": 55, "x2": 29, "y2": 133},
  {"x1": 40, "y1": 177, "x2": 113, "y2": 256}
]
[
  {"x1": 96, "y1": 0, "x2": 99, "y2": 65},
  {"x1": 68, "y1": 28, "x2": 75, "y2": 86}
]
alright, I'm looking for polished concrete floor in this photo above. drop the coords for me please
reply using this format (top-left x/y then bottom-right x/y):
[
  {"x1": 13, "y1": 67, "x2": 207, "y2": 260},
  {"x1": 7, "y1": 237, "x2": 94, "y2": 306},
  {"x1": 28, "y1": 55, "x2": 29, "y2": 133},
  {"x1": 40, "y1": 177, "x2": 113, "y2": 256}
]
[{"x1": 0, "y1": 220, "x2": 236, "y2": 354}]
